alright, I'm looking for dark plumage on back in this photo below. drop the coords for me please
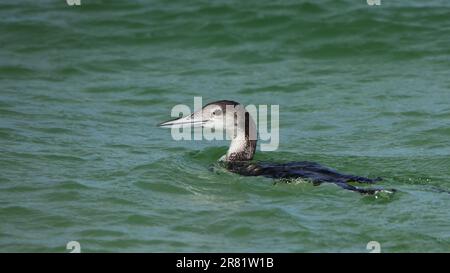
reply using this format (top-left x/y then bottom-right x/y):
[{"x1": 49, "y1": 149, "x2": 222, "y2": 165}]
[{"x1": 223, "y1": 160, "x2": 389, "y2": 194}]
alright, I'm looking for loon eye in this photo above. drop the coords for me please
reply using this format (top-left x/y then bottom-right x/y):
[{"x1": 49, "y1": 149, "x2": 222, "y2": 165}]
[{"x1": 212, "y1": 109, "x2": 222, "y2": 116}]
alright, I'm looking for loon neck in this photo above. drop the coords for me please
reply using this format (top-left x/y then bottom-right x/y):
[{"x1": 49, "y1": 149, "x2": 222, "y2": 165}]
[
  {"x1": 226, "y1": 136, "x2": 256, "y2": 161},
  {"x1": 225, "y1": 112, "x2": 257, "y2": 161}
]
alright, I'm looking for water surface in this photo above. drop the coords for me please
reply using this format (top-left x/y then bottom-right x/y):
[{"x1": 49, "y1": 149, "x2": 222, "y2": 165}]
[{"x1": 1, "y1": 0, "x2": 449, "y2": 252}]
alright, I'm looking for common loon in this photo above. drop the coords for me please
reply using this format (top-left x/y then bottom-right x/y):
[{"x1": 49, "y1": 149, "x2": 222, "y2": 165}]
[{"x1": 159, "y1": 100, "x2": 395, "y2": 195}]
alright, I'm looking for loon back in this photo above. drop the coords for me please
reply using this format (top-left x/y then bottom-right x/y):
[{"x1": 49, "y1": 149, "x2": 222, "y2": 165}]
[{"x1": 222, "y1": 160, "x2": 392, "y2": 195}]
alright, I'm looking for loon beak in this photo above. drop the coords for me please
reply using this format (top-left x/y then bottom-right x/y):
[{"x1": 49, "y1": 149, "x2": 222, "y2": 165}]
[{"x1": 158, "y1": 113, "x2": 207, "y2": 128}]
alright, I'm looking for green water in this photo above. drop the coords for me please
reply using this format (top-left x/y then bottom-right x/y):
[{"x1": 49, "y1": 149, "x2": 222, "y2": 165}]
[{"x1": 1, "y1": 0, "x2": 450, "y2": 252}]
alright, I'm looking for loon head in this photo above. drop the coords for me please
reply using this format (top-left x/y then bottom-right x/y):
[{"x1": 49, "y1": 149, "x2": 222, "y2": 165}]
[{"x1": 159, "y1": 100, "x2": 257, "y2": 161}]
